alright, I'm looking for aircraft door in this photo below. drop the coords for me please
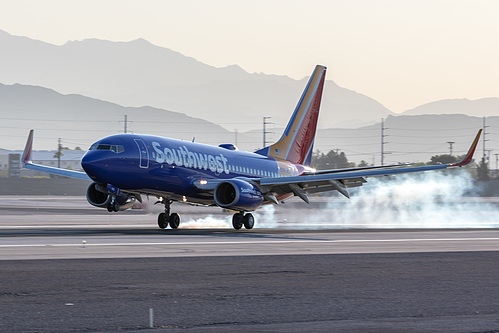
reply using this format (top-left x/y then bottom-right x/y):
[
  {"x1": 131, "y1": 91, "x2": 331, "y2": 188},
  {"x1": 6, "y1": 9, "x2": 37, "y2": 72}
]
[{"x1": 134, "y1": 139, "x2": 149, "y2": 169}]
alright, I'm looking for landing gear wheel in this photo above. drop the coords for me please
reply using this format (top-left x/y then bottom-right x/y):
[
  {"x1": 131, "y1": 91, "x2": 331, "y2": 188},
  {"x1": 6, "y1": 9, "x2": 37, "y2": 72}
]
[
  {"x1": 243, "y1": 213, "x2": 254, "y2": 229},
  {"x1": 112, "y1": 200, "x2": 119, "y2": 212},
  {"x1": 107, "y1": 199, "x2": 119, "y2": 212},
  {"x1": 158, "y1": 212, "x2": 168, "y2": 229},
  {"x1": 232, "y1": 213, "x2": 244, "y2": 230},
  {"x1": 169, "y1": 213, "x2": 180, "y2": 229}
]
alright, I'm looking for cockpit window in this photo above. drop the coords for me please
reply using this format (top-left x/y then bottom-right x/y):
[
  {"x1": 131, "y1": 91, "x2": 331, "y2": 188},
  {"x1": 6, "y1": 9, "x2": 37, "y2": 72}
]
[
  {"x1": 89, "y1": 143, "x2": 124, "y2": 153},
  {"x1": 114, "y1": 145, "x2": 125, "y2": 153}
]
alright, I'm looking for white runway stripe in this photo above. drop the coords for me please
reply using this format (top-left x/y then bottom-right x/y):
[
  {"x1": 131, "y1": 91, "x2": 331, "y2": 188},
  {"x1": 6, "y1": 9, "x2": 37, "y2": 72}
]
[{"x1": 2, "y1": 237, "x2": 499, "y2": 248}]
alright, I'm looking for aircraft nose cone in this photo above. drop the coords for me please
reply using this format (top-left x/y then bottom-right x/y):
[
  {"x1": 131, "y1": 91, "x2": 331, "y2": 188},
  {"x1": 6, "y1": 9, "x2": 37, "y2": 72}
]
[{"x1": 81, "y1": 151, "x2": 102, "y2": 180}]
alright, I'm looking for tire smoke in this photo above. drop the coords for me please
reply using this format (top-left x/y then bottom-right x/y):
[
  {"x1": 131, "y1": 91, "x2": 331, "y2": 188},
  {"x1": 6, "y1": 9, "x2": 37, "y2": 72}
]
[{"x1": 306, "y1": 170, "x2": 499, "y2": 228}]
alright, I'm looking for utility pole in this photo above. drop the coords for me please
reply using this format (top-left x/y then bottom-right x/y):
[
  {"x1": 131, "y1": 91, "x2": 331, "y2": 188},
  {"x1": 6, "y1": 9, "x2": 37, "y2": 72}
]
[
  {"x1": 124, "y1": 115, "x2": 128, "y2": 133},
  {"x1": 57, "y1": 138, "x2": 62, "y2": 169},
  {"x1": 483, "y1": 116, "x2": 489, "y2": 160},
  {"x1": 263, "y1": 117, "x2": 272, "y2": 148},
  {"x1": 447, "y1": 141, "x2": 455, "y2": 155},
  {"x1": 495, "y1": 153, "x2": 498, "y2": 171},
  {"x1": 381, "y1": 118, "x2": 388, "y2": 166}
]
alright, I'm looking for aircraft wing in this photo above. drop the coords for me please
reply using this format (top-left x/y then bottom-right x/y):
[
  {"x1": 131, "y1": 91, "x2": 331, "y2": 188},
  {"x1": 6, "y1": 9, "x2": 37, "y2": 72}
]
[
  {"x1": 259, "y1": 163, "x2": 446, "y2": 201},
  {"x1": 257, "y1": 129, "x2": 482, "y2": 201},
  {"x1": 192, "y1": 130, "x2": 481, "y2": 203},
  {"x1": 195, "y1": 130, "x2": 481, "y2": 202},
  {"x1": 21, "y1": 130, "x2": 91, "y2": 181}
]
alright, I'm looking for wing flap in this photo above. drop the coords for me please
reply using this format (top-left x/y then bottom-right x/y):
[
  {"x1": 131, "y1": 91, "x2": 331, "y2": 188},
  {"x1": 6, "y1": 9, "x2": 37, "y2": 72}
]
[{"x1": 303, "y1": 163, "x2": 412, "y2": 175}]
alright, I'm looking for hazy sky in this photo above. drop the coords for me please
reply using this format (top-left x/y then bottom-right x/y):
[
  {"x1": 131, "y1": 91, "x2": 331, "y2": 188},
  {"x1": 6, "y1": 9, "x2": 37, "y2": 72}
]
[{"x1": 1, "y1": 0, "x2": 498, "y2": 113}]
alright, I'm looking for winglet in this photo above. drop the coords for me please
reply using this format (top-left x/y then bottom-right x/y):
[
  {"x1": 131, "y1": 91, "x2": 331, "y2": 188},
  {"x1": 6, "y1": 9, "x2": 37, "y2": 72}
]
[
  {"x1": 449, "y1": 129, "x2": 482, "y2": 167},
  {"x1": 22, "y1": 129, "x2": 34, "y2": 164}
]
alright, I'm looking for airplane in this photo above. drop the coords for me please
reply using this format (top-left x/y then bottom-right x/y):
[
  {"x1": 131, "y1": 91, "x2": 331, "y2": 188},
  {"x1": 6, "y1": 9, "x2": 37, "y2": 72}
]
[{"x1": 21, "y1": 65, "x2": 482, "y2": 230}]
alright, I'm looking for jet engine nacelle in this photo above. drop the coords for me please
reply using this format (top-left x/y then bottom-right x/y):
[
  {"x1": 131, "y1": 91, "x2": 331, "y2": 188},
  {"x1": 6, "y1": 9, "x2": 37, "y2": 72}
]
[
  {"x1": 86, "y1": 182, "x2": 135, "y2": 211},
  {"x1": 214, "y1": 179, "x2": 263, "y2": 211}
]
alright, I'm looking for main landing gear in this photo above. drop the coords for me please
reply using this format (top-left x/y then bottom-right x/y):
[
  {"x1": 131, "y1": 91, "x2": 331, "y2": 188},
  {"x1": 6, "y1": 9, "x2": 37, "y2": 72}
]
[
  {"x1": 157, "y1": 199, "x2": 181, "y2": 230},
  {"x1": 232, "y1": 212, "x2": 254, "y2": 230},
  {"x1": 155, "y1": 198, "x2": 254, "y2": 231}
]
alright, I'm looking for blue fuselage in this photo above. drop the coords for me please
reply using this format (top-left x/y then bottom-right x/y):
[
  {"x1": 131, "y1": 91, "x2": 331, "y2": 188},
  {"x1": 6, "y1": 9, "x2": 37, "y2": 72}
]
[{"x1": 81, "y1": 134, "x2": 303, "y2": 205}]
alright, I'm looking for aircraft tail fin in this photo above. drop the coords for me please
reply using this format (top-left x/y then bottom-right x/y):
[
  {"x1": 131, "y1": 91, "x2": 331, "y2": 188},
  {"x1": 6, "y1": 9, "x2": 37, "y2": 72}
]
[{"x1": 255, "y1": 65, "x2": 326, "y2": 166}]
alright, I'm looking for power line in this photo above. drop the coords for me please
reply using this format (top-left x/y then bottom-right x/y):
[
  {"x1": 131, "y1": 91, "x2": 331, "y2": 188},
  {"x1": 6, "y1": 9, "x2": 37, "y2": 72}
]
[
  {"x1": 387, "y1": 127, "x2": 480, "y2": 131},
  {"x1": 389, "y1": 134, "x2": 475, "y2": 139}
]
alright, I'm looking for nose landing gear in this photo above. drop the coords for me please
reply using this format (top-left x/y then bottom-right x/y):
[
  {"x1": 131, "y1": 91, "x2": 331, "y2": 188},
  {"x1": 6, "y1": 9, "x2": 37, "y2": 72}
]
[
  {"x1": 157, "y1": 199, "x2": 181, "y2": 230},
  {"x1": 107, "y1": 196, "x2": 120, "y2": 212}
]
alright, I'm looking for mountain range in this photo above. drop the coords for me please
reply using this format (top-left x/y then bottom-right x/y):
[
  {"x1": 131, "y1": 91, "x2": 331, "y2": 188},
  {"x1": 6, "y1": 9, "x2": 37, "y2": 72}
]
[
  {"x1": 1, "y1": 83, "x2": 497, "y2": 166},
  {"x1": 402, "y1": 98, "x2": 499, "y2": 117},
  {"x1": 0, "y1": 29, "x2": 497, "y2": 165}
]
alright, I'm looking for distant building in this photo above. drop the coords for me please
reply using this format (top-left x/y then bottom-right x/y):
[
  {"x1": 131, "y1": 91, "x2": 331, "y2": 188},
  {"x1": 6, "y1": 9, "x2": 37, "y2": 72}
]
[
  {"x1": 8, "y1": 154, "x2": 21, "y2": 178},
  {"x1": 0, "y1": 149, "x2": 86, "y2": 178}
]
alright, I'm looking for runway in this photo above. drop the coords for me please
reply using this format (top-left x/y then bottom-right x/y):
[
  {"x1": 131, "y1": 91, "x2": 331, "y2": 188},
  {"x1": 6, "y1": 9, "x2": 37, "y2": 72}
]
[
  {"x1": 1, "y1": 196, "x2": 499, "y2": 332},
  {"x1": 2, "y1": 227, "x2": 499, "y2": 260}
]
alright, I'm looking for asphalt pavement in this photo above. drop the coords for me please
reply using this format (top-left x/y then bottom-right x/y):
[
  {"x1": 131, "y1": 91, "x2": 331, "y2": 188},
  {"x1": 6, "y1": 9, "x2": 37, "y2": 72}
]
[{"x1": 2, "y1": 253, "x2": 499, "y2": 332}]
